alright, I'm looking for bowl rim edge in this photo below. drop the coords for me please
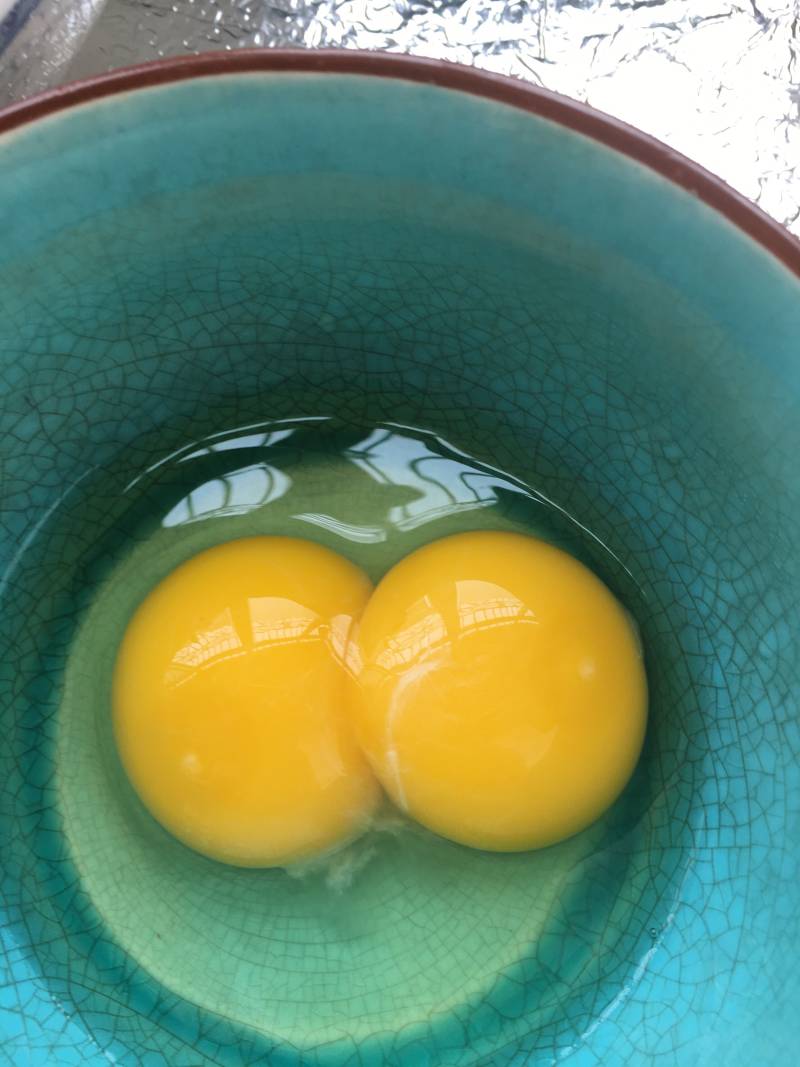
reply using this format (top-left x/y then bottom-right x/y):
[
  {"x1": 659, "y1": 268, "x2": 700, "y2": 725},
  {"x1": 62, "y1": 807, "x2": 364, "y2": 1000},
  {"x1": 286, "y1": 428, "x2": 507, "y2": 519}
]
[{"x1": 0, "y1": 48, "x2": 798, "y2": 281}]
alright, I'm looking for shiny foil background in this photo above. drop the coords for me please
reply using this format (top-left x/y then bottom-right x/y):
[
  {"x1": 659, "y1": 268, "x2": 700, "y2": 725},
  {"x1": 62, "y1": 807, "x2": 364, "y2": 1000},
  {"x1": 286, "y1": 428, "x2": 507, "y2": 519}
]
[{"x1": 1, "y1": 0, "x2": 799, "y2": 233}]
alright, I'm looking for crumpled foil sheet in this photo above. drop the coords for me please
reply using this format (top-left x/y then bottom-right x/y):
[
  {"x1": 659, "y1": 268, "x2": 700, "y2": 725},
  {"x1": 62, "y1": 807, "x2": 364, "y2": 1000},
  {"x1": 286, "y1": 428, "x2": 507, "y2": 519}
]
[{"x1": 1, "y1": 0, "x2": 799, "y2": 234}]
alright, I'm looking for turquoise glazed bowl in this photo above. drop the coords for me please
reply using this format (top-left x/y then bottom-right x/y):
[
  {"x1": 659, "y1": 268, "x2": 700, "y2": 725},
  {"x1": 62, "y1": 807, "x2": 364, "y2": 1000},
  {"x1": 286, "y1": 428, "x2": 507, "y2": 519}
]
[{"x1": 1, "y1": 52, "x2": 799, "y2": 1067}]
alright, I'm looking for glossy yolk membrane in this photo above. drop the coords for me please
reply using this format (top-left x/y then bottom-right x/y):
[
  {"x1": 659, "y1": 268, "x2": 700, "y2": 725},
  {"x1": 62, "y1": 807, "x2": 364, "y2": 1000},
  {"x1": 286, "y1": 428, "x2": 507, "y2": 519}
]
[
  {"x1": 113, "y1": 536, "x2": 379, "y2": 867},
  {"x1": 347, "y1": 531, "x2": 647, "y2": 851}
]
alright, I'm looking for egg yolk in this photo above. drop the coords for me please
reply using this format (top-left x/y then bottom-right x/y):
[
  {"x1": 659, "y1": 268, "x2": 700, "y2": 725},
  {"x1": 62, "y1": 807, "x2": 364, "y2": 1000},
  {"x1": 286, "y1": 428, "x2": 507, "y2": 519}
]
[
  {"x1": 113, "y1": 536, "x2": 379, "y2": 867},
  {"x1": 347, "y1": 531, "x2": 647, "y2": 851}
]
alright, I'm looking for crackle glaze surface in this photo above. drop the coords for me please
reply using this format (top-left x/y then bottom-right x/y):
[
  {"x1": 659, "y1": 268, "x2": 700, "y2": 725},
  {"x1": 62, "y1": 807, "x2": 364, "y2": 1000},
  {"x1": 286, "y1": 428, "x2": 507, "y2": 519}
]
[{"x1": 0, "y1": 70, "x2": 799, "y2": 1066}]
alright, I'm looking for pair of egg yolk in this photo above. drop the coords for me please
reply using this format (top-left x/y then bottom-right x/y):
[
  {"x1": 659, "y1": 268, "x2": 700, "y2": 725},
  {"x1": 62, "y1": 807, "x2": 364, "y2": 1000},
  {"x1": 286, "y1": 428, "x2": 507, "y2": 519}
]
[{"x1": 113, "y1": 531, "x2": 647, "y2": 867}]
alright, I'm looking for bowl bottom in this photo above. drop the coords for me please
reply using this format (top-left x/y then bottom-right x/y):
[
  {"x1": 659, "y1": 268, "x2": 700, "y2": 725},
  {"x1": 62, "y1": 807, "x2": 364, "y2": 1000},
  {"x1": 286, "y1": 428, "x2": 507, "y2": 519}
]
[{"x1": 16, "y1": 416, "x2": 676, "y2": 1062}]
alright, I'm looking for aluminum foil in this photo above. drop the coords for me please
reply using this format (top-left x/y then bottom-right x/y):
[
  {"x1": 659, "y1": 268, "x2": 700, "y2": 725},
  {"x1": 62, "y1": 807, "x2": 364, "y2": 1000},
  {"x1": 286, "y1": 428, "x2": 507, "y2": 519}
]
[{"x1": 1, "y1": 0, "x2": 799, "y2": 233}]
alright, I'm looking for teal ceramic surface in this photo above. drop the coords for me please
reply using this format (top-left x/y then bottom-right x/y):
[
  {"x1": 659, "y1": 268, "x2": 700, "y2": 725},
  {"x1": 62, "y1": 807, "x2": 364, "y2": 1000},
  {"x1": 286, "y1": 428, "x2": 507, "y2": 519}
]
[{"x1": 0, "y1": 53, "x2": 798, "y2": 1067}]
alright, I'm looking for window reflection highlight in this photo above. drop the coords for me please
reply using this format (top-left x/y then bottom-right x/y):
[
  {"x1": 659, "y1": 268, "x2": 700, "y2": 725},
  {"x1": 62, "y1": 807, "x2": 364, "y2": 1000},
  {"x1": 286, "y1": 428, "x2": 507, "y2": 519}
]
[
  {"x1": 162, "y1": 463, "x2": 291, "y2": 527},
  {"x1": 171, "y1": 608, "x2": 243, "y2": 670},
  {"x1": 167, "y1": 596, "x2": 321, "y2": 688},
  {"x1": 345, "y1": 428, "x2": 509, "y2": 530},
  {"x1": 248, "y1": 597, "x2": 320, "y2": 648},
  {"x1": 374, "y1": 580, "x2": 536, "y2": 674}
]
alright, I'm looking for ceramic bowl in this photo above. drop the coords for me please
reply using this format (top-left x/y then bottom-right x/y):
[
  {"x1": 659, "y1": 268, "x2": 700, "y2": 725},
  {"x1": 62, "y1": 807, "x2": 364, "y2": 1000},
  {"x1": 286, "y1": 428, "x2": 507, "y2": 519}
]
[{"x1": 0, "y1": 52, "x2": 798, "y2": 1067}]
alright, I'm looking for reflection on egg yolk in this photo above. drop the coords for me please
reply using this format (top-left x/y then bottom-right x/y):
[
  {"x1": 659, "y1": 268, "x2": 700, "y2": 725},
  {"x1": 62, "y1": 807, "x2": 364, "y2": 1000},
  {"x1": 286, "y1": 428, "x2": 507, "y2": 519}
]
[
  {"x1": 348, "y1": 531, "x2": 647, "y2": 851},
  {"x1": 113, "y1": 537, "x2": 379, "y2": 867}
]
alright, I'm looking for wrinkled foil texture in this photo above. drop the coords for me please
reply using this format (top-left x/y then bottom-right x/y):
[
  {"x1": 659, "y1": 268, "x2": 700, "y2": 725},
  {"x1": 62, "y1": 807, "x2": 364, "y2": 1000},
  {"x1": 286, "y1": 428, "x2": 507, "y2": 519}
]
[{"x1": 1, "y1": 0, "x2": 799, "y2": 232}]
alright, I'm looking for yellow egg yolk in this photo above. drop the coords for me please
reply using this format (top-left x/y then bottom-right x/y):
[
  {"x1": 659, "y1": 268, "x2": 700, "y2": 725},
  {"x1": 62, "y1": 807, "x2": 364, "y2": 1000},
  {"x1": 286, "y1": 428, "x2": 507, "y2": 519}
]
[
  {"x1": 113, "y1": 536, "x2": 379, "y2": 867},
  {"x1": 347, "y1": 531, "x2": 647, "y2": 851}
]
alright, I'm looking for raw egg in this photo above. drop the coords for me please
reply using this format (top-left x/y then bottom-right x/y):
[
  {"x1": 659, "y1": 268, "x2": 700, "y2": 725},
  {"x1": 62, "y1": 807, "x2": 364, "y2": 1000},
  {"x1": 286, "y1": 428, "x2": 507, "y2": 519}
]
[
  {"x1": 347, "y1": 531, "x2": 647, "y2": 851},
  {"x1": 113, "y1": 536, "x2": 379, "y2": 867}
]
